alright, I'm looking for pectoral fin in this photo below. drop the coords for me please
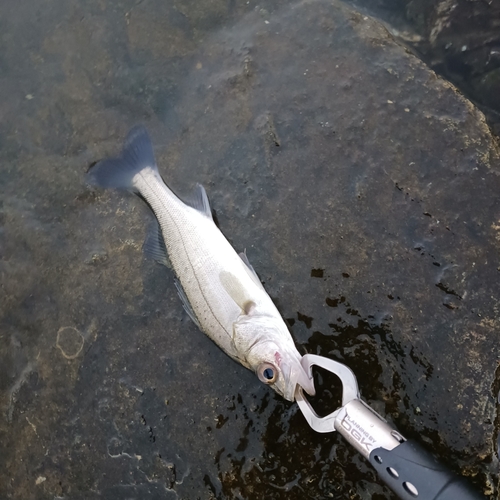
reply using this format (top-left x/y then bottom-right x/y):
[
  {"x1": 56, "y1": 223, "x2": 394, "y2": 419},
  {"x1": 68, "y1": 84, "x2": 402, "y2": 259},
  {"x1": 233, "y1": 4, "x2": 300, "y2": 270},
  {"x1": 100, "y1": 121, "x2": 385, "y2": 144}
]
[{"x1": 220, "y1": 270, "x2": 256, "y2": 315}]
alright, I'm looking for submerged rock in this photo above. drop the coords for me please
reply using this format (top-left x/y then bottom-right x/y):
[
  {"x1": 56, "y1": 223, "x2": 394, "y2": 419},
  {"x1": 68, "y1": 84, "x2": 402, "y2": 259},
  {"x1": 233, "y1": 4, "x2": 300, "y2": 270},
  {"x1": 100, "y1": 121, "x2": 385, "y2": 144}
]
[{"x1": 0, "y1": 0, "x2": 498, "y2": 498}]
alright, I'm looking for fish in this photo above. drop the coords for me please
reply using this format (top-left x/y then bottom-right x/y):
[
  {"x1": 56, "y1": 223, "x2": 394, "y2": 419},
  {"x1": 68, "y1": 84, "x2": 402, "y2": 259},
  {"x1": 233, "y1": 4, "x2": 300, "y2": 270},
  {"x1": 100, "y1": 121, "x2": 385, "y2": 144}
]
[{"x1": 86, "y1": 126, "x2": 315, "y2": 401}]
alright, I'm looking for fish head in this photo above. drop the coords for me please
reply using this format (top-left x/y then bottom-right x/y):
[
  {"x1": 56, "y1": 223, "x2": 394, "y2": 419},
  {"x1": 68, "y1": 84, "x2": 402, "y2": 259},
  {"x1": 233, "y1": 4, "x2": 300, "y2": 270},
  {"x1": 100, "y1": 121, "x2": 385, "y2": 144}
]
[
  {"x1": 254, "y1": 344, "x2": 316, "y2": 401},
  {"x1": 234, "y1": 314, "x2": 316, "y2": 401}
]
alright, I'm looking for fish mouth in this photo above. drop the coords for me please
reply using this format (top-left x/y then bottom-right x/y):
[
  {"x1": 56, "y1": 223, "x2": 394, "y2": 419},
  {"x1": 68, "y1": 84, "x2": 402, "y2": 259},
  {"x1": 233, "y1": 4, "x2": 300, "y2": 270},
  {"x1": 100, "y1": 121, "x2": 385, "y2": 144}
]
[
  {"x1": 282, "y1": 357, "x2": 316, "y2": 400},
  {"x1": 296, "y1": 361, "x2": 316, "y2": 397}
]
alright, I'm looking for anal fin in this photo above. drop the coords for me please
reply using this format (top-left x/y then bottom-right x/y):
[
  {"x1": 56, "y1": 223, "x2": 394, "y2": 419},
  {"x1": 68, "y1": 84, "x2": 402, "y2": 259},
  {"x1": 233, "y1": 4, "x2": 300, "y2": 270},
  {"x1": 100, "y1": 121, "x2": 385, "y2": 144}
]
[{"x1": 143, "y1": 218, "x2": 171, "y2": 268}]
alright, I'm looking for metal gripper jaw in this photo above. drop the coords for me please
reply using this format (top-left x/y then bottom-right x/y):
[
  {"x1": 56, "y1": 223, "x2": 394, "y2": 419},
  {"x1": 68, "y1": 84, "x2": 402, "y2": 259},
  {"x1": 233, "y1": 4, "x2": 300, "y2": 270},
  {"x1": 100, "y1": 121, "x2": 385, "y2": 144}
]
[
  {"x1": 295, "y1": 354, "x2": 405, "y2": 459},
  {"x1": 295, "y1": 354, "x2": 360, "y2": 432}
]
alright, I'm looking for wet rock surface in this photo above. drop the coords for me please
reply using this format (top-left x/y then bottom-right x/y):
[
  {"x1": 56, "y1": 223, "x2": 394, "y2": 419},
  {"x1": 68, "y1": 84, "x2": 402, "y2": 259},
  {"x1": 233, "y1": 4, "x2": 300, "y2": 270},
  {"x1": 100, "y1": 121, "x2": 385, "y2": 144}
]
[
  {"x1": 0, "y1": 0, "x2": 499, "y2": 499},
  {"x1": 347, "y1": 0, "x2": 500, "y2": 135}
]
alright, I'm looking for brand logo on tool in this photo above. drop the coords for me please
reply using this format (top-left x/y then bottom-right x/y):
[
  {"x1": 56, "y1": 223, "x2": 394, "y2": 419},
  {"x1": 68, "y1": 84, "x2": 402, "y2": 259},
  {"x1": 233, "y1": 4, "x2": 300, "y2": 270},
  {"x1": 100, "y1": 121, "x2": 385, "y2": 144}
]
[{"x1": 340, "y1": 414, "x2": 376, "y2": 452}]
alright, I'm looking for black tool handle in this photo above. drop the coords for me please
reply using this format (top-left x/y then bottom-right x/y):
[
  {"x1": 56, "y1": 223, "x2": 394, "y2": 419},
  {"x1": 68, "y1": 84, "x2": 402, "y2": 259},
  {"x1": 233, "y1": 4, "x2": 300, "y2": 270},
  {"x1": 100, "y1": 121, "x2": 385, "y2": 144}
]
[{"x1": 369, "y1": 440, "x2": 485, "y2": 499}]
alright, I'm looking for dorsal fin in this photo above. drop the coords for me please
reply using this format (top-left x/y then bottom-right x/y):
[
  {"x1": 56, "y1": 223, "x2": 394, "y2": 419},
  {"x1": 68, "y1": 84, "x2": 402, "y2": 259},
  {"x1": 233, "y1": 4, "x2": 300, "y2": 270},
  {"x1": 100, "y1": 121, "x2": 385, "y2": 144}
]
[
  {"x1": 239, "y1": 251, "x2": 265, "y2": 290},
  {"x1": 181, "y1": 183, "x2": 213, "y2": 218}
]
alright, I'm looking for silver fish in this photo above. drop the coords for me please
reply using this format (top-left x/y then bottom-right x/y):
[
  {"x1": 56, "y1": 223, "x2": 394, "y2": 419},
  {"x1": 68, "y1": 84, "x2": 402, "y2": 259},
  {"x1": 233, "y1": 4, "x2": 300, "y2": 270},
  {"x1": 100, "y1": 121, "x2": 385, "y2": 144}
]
[{"x1": 87, "y1": 126, "x2": 315, "y2": 401}]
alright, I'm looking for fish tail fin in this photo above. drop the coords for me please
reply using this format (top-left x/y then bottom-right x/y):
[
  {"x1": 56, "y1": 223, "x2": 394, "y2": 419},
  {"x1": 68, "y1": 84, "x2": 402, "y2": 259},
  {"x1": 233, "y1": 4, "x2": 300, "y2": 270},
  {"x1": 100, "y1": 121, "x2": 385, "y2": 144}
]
[{"x1": 86, "y1": 125, "x2": 158, "y2": 191}]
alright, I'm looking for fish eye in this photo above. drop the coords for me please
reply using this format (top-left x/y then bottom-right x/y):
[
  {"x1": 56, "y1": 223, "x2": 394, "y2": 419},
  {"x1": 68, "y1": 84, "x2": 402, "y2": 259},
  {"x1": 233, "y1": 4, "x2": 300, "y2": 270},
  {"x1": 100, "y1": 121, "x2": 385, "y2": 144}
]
[{"x1": 257, "y1": 362, "x2": 278, "y2": 384}]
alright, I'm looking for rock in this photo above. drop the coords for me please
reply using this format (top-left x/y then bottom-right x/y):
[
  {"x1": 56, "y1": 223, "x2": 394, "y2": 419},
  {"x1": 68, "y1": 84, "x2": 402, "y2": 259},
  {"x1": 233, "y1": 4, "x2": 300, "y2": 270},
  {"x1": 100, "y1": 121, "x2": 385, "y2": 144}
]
[
  {"x1": 0, "y1": 0, "x2": 498, "y2": 498},
  {"x1": 349, "y1": 0, "x2": 500, "y2": 134}
]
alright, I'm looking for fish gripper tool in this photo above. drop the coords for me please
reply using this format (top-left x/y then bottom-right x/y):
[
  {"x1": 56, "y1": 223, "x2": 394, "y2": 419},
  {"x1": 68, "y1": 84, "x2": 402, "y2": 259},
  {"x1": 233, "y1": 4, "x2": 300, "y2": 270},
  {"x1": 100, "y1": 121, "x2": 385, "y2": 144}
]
[{"x1": 295, "y1": 354, "x2": 485, "y2": 500}]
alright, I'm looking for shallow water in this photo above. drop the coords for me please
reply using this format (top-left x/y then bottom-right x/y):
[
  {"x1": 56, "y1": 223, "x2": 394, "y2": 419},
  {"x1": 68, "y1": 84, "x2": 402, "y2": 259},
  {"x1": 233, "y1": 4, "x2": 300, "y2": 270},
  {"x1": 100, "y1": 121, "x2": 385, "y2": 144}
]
[{"x1": 1, "y1": 0, "x2": 499, "y2": 499}]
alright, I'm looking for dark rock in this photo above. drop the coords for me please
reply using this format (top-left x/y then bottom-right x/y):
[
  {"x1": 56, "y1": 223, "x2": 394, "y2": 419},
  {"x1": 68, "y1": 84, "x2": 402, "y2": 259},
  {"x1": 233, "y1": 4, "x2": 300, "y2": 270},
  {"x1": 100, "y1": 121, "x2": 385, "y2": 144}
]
[
  {"x1": 0, "y1": 0, "x2": 499, "y2": 499},
  {"x1": 347, "y1": 0, "x2": 500, "y2": 134}
]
